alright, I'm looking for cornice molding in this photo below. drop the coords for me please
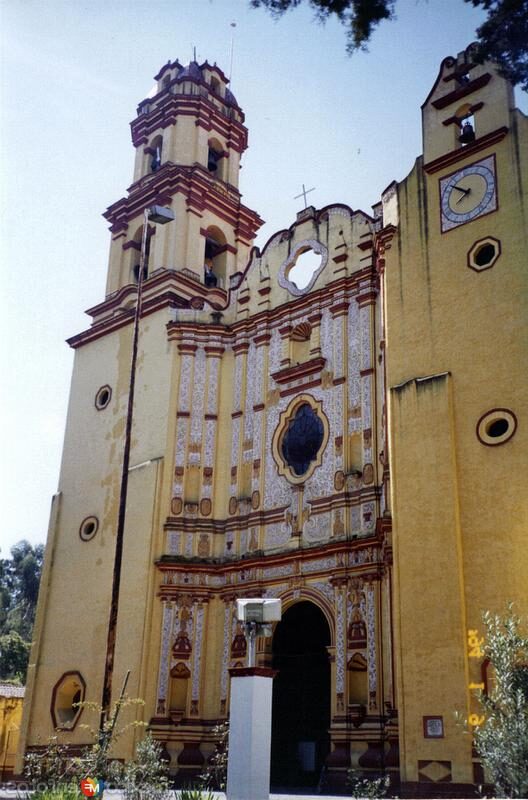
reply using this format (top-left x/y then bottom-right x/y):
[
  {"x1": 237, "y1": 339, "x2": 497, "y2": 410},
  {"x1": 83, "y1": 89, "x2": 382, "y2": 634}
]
[
  {"x1": 430, "y1": 73, "x2": 491, "y2": 110},
  {"x1": 157, "y1": 534, "x2": 382, "y2": 574},
  {"x1": 423, "y1": 127, "x2": 508, "y2": 174},
  {"x1": 271, "y1": 357, "x2": 326, "y2": 385},
  {"x1": 69, "y1": 268, "x2": 377, "y2": 350},
  {"x1": 104, "y1": 162, "x2": 263, "y2": 240},
  {"x1": 130, "y1": 93, "x2": 247, "y2": 151}
]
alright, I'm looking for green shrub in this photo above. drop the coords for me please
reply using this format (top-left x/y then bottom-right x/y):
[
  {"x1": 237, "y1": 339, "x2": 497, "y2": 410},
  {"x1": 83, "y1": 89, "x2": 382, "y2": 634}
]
[
  {"x1": 121, "y1": 734, "x2": 170, "y2": 800},
  {"x1": 179, "y1": 786, "x2": 217, "y2": 800},
  {"x1": 32, "y1": 789, "x2": 81, "y2": 800},
  {"x1": 24, "y1": 737, "x2": 74, "y2": 789},
  {"x1": 198, "y1": 719, "x2": 228, "y2": 791},
  {"x1": 470, "y1": 605, "x2": 528, "y2": 798},
  {"x1": 347, "y1": 770, "x2": 390, "y2": 798}
]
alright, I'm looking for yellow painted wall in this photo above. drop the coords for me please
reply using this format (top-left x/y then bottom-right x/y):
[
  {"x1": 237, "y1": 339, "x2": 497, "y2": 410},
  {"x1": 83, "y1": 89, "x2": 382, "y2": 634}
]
[
  {"x1": 384, "y1": 49, "x2": 528, "y2": 786},
  {"x1": 18, "y1": 308, "x2": 178, "y2": 760},
  {"x1": 0, "y1": 686, "x2": 24, "y2": 780}
]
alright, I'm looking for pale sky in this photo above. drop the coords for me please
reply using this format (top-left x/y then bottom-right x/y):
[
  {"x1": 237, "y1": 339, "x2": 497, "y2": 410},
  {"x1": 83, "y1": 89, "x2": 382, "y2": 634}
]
[{"x1": 1, "y1": 0, "x2": 526, "y2": 554}]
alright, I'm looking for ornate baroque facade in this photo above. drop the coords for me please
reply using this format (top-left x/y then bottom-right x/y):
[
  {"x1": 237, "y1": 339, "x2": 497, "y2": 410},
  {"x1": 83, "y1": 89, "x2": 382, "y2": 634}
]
[{"x1": 18, "y1": 48, "x2": 527, "y2": 796}]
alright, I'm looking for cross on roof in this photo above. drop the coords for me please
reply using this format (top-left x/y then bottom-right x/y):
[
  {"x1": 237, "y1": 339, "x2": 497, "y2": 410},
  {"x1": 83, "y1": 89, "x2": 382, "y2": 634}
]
[{"x1": 294, "y1": 183, "x2": 316, "y2": 209}]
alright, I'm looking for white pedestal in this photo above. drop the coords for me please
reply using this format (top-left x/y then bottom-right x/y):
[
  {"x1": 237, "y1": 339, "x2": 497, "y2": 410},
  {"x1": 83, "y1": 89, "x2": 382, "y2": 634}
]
[{"x1": 226, "y1": 667, "x2": 277, "y2": 800}]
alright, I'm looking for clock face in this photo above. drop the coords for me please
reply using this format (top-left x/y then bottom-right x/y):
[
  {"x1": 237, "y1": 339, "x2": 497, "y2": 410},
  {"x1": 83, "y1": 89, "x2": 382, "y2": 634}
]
[{"x1": 440, "y1": 155, "x2": 497, "y2": 232}]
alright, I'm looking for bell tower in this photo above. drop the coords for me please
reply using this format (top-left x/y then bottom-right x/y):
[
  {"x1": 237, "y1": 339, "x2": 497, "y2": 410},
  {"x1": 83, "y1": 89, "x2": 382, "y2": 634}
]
[
  {"x1": 421, "y1": 43, "x2": 514, "y2": 164},
  {"x1": 104, "y1": 59, "x2": 263, "y2": 296},
  {"x1": 17, "y1": 58, "x2": 263, "y2": 774}
]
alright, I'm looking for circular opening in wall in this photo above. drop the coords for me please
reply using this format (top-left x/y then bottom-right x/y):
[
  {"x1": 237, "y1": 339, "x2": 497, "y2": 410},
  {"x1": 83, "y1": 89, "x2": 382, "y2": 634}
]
[
  {"x1": 79, "y1": 516, "x2": 99, "y2": 542},
  {"x1": 474, "y1": 243, "x2": 496, "y2": 267},
  {"x1": 95, "y1": 385, "x2": 112, "y2": 410},
  {"x1": 486, "y1": 418, "x2": 509, "y2": 438},
  {"x1": 477, "y1": 409, "x2": 517, "y2": 446}
]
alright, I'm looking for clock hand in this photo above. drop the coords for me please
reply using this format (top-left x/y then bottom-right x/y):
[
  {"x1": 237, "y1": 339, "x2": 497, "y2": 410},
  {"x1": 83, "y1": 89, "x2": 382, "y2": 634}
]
[
  {"x1": 453, "y1": 185, "x2": 471, "y2": 195},
  {"x1": 456, "y1": 187, "x2": 471, "y2": 204}
]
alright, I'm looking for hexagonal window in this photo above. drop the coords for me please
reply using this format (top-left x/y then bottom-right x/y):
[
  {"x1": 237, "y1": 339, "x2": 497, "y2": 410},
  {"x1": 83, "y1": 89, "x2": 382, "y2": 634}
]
[
  {"x1": 51, "y1": 671, "x2": 86, "y2": 730},
  {"x1": 95, "y1": 384, "x2": 112, "y2": 410},
  {"x1": 468, "y1": 237, "x2": 501, "y2": 272}
]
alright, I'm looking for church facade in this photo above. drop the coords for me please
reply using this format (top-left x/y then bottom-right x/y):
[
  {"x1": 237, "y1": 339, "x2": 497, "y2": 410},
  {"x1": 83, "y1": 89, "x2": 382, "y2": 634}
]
[{"x1": 18, "y1": 46, "x2": 527, "y2": 796}]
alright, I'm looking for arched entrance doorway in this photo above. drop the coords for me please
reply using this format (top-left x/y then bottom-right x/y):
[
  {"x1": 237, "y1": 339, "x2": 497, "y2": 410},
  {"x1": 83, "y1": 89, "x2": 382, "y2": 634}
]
[{"x1": 271, "y1": 600, "x2": 331, "y2": 789}]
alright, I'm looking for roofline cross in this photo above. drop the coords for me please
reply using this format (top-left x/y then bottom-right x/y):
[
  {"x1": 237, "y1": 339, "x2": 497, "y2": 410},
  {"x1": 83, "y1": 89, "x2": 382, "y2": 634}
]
[{"x1": 294, "y1": 183, "x2": 316, "y2": 209}]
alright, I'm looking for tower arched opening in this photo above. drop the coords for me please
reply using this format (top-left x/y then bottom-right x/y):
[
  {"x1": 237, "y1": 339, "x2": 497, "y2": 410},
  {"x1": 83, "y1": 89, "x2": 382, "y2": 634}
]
[
  {"x1": 145, "y1": 134, "x2": 163, "y2": 174},
  {"x1": 456, "y1": 103, "x2": 476, "y2": 146},
  {"x1": 129, "y1": 224, "x2": 152, "y2": 283},
  {"x1": 207, "y1": 138, "x2": 225, "y2": 180},
  {"x1": 203, "y1": 225, "x2": 228, "y2": 288}
]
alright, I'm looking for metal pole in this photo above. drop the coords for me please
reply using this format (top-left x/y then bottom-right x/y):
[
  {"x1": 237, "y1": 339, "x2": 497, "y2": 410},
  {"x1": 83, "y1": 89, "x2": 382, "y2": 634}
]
[
  {"x1": 228, "y1": 22, "x2": 236, "y2": 83},
  {"x1": 247, "y1": 622, "x2": 257, "y2": 668},
  {"x1": 100, "y1": 209, "x2": 149, "y2": 726}
]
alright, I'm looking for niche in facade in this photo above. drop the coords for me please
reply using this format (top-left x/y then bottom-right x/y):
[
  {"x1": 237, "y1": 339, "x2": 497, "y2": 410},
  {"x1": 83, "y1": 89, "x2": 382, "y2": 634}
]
[
  {"x1": 290, "y1": 322, "x2": 312, "y2": 365},
  {"x1": 347, "y1": 652, "x2": 368, "y2": 705},
  {"x1": 169, "y1": 662, "x2": 190, "y2": 720}
]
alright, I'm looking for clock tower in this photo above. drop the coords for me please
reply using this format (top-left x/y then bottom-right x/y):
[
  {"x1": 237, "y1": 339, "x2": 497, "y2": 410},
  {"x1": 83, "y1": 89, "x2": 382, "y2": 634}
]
[{"x1": 379, "y1": 44, "x2": 528, "y2": 793}]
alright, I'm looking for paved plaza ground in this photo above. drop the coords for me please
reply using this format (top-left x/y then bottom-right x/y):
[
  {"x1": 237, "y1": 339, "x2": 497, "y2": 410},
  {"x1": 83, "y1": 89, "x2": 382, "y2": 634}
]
[{"x1": 0, "y1": 792, "x2": 346, "y2": 800}]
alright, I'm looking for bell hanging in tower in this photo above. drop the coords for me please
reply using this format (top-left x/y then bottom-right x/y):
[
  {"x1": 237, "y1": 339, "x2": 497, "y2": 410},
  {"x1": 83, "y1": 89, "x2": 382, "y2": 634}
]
[
  {"x1": 459, "y1": 120, "x2": 475, "y2": 144},
  {"x1": 208, "y1": 149, "x2": 219, "y2": 172}
]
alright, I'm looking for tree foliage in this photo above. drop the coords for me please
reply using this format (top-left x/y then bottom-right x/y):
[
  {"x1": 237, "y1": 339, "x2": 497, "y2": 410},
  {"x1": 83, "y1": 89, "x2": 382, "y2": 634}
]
[
  {"x1": 469, "y1": 0, "x2": 528, "y2": 90},
  {"x1": 472, "y1": 605, "x2": 528, "y2": 798},
  {"x1": 0, "y1": 539, "x2": 44, "y2": 681},
  {"x1": 0, "y1": 630, "x2": 31, "y2": 681},
  {"x1": 250, "y1": 0, "x2": 528, "y2": 90}
]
